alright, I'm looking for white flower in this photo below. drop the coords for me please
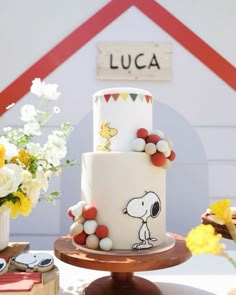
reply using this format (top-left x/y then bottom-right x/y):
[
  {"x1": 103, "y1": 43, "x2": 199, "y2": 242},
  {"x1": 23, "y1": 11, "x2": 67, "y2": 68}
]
[
  {"x1": 44, "y1": 83, "x2": 61, "y2": 100},
  {"x1": 43, "y1": 130, "x2": 67, "y2": 166},
  {"x1": 30, "y1": 78, "x2": 45, "y2": 97},
  {"x1": 21, "y1": 179, "x2": 42, "y2": 207},
  {"x1": 26, "y1": 142, "x2": 42, "y2": 155},
  {"x1": 20, "y1": 104, "x2": 37, "y2": 122},
  {"x1": 3, "y1": 127, "x2": 12, "y2": 133},
  {"x1": 30, "y1": 78, "x2": 60, "y2": 101},
  {"x1": 0, "y1": 164, "x2": 23, "y2": 198},
  {"x1": 24, "y1": 121, "x2": 41, "y2": 136},
  {"x1": 0, "y1": 78, "x2": 74, "y2": 218},
  {"x1": 0, "y1": 137, "x2": 17, "y2": 161},
  {"x1": 43, "y1": 145, "x2": 67, "y2": 166},
  {"x1": 36, "y1": 167, "x2": 52, "y2": 192},
  {"x1": 21, "y1": 170, "x2": 32, "y2": 181},
  {"x1": 53, "y1": 106, "x2": 60, "y2": 114}
]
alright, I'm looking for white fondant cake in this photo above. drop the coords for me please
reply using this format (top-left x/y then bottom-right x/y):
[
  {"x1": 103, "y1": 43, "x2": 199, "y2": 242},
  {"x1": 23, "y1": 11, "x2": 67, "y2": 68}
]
[
  {"x1": 81, "y1": 152, "x2": 166, "y2": 249},
  {"x1": 68, "y1": 88, "x2": 176, "y2": 251},
  {"x1": 93, "y1": 88, "x2": 152, "y2": 152}
]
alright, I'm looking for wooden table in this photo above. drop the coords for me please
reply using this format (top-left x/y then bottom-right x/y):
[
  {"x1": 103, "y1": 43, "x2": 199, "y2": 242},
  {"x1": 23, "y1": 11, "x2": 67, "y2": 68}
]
[{"x1": 54, "y1": 233, "x2": 191, "y2": 295}]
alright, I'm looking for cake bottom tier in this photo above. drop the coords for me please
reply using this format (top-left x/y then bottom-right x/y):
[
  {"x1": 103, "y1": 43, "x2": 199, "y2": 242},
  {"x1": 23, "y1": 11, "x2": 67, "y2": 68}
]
[{"x1": 81, "y1": 152, "x2": 166, "y2": 250}]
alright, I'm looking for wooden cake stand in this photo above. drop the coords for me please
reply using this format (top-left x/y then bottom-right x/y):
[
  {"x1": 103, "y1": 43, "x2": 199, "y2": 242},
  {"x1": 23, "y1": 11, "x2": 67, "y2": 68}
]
[{"x1": 54, "y1": 233, "x2": 191, "y2": 295}]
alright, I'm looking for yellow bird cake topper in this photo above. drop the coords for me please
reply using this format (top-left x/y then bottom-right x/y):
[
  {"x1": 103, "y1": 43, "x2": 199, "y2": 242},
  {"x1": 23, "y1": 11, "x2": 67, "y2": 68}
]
[{"x1": 97, "y1": 121, "x2": 118, "y2": 152}]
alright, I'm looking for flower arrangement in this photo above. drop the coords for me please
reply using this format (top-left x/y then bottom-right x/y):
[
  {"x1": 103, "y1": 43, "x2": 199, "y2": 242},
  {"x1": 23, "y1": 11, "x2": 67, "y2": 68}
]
[
  {"x1": 0, "y1": 78, "x2": 74, "y2": 218},
  {"x1": 186, "y1": 199, "x2": 236, "y2": 269}
]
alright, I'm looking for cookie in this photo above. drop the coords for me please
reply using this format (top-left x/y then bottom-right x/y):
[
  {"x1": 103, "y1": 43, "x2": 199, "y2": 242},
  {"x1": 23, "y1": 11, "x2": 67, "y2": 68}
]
[
  {"x1": 202, "y1": 211, "x2": 236, "y2": 240},
  {"x1": 11, "y1": 253, "x2": 54, "y2": 272},
  {"x1": 0, "y1": 257, "x2": 10, "y2": 275}
]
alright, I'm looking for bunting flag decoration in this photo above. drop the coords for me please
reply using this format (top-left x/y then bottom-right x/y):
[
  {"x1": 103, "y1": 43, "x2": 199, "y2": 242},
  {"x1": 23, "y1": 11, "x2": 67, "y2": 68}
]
[
  {"x1": 94, "y1": 93, "x2": 153, "y2": 103},
  {"x1": 139, "y1": 94, "x2": 145, "y2": 102},
  {"x1": 94, "y1": 95, "x2": 100, "y2": 103},
  {"x1": 120, "y1": 93, "x2": 129, "y2": 101},
  {"x1": 145, "y1": 95, "x2": 152, "y2": 103},
  {"x1": 111, "y1": 93, "x2": 119, "y2": 101},
  {"x1": 130, "y1": 93, "x2": 138, "y2": 101},
  {"x1": 104, "y1": 94, "x2": 111, "y2": 102}
]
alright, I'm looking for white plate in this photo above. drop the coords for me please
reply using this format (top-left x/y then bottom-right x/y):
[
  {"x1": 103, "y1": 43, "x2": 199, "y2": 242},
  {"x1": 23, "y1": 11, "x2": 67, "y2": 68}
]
[{"x1": 72, "y1": 233, "x2": 175, "y2": 257}]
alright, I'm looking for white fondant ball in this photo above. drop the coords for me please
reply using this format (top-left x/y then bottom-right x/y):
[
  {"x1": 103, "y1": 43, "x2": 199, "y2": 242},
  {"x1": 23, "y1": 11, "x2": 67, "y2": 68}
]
[
  {"x1": 69, "y1": 222, "x2": 84, "y2": 235},
  {"x1": 156, "y1": 140, "x2": 169, "y2": 153},
  {"x1": 162, "y1": 159, "x2": 172, "y2": 170},
  {"x1": 86, "y1": 234, "x2": 100, "y2": 250},
  {"x1": 163, "y1": 148, "x2": 171, "y2": 158},
  {"x1": 83, "y1": 220, "x2": 98, "y2": 235},
  {"x1": 74, "y1": 215, "x2": 86, "y2": 223},
  {"x1": 100, "y1": 237, "x2": 113, "y2": 251},
  {"x1": 131, "y1": 138, "x2": 146, "y2": 152},
  {"x1": 71, "y1": 201, "x2": 87, "y2": 217},
  {"x1": 151, "y1": 129, "x2": 164, "y2": 138},
  {"x1": 144, "y1": 143, "x2": 156, "y2": 155}
]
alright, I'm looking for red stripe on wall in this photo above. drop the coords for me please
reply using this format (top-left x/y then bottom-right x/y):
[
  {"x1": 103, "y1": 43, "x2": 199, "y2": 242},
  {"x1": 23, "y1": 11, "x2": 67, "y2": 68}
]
[
  {"x1": 0, "y1": 0, "x2": 134, "y2": 115},
  {"x1": 135, "y1": 0, "x2": 236, "y2": 90},
  {"x1": 0, "y1": 0, "x2": 235, "y2": 115}
]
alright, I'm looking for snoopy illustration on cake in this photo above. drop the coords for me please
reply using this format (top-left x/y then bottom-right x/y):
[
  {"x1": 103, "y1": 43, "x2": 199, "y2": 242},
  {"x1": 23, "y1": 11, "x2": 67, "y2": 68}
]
[{"x1": 123, "y1": 191, "x2": 161, "y2": 250}]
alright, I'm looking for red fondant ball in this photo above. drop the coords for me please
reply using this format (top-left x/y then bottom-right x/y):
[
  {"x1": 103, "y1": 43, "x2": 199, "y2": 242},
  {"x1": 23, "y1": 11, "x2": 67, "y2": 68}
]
[
  {"x1": 168, "y1": 150, "x2": 176, "y2": 161},
  {"x1": 136, "y1": 128, "x2": 148, "y2": 139},
  {"x1": 67, "y1": 208, "x2": 74, "y2": 218},
  {"x1": 96, "y1": 225, "x2": 109, "y2": 239},
  {"x1": 146, "y1": 134, "x2": 161, "y2": 144},
  {"x1": 73, "y1": 231, "x2": 87, "y2": 245},
  {"x1": 82, "y1": 205, "x2": 97, "y2": 220},
  {"x1": 151, "y1": 152, "x2": 166, "y2": 167}
]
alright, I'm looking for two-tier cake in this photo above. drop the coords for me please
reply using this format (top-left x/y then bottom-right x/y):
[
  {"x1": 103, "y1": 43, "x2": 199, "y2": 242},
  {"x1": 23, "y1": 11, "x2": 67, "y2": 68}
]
[{"x1": 67, "y1": 88, "x2": 176, "y2": 252}]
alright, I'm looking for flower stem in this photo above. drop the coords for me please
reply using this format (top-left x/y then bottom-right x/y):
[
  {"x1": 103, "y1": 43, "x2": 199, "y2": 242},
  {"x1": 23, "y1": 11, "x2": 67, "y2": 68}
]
[
  {"x1": 220, "y1": 251, "x2": 236, "y2": 269},
  {"x1": 228, "y1": 257, "x2": 236, "y2": 269}
]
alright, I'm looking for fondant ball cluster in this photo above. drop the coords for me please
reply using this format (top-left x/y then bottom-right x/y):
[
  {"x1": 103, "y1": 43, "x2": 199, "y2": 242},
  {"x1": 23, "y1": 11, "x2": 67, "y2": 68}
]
[
  {"x1": 132, "y1": 128, "x2": 176, "y2": 169},
  {"x1": 67, "y1": 201, "x2": 112, "y2": 251}
]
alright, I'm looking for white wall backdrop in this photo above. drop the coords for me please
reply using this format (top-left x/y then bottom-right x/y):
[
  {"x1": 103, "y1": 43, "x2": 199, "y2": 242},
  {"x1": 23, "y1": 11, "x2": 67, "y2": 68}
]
[{"x1": 0, "y1": 0, "x2": 235, "y2": 249}]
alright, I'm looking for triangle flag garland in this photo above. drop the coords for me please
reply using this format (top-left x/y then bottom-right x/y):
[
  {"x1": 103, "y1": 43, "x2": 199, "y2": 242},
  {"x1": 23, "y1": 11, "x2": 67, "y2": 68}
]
[
  {"x1": 139, "y1": 94, "x2": 145, "y2": 102},
  {"x1": 94, "y1": 93, "x2": 153, "y2": 103},
  {"x1": 120, "y1": 93, "x2": 129, "y2": 101},
  {"x1": 111, "y1": 93, "x2": 119, "y2": 101},
  {"x1": 130, "y1": 93, "x2": 138, "y2": 101},
  {"x1": 104, "y1": 94, "x2": 111, "y2": 102},
  {"x1": 145, "y1": 95, "x2": 152, "y2": 103}
]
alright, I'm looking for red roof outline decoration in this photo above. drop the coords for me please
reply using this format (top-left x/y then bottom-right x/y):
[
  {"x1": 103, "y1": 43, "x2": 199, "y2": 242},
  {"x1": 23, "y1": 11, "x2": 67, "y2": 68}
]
[{"x1": 0, "y1": 0, "x2": 235, "y2": 115}]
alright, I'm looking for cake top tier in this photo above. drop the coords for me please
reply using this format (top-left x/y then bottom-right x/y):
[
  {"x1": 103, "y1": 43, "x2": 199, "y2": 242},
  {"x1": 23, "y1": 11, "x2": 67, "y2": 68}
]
[{"x1": 93, "y1": 88, "x2": 153, "y2": 152}]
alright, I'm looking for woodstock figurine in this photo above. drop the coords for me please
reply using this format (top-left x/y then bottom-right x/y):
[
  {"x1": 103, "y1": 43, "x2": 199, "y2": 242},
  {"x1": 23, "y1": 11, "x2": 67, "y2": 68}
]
[{"x1": 97, "y1": 121, "x2": 118, "y2": 152}]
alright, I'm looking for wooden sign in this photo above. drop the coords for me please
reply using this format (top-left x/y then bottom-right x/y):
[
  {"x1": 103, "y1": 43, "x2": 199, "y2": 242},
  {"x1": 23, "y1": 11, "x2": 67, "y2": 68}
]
[{"x1": 96, "y1": 42, "x2": 172, "y2": 81}]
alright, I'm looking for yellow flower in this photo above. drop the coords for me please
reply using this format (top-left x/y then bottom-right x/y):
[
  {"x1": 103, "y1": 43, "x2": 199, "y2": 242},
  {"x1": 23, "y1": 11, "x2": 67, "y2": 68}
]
[
  {"x1": 185, "y1": 224, "x2": 225, "y2": 255},
  {"x1": 6, "y1": 191, "x2": 32, "y2": 219},
  {"x1": 210, "y1": 199, "x2": 232, "y2": 224},
  {"x1": 0, "y1": 144, "x2": 5, "y2": 168},
  {"x1": 10, "y1": 150, "x2": 32, "y2": 169}
]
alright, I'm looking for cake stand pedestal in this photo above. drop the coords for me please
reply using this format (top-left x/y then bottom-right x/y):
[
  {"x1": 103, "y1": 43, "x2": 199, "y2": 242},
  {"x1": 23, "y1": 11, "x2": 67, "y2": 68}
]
[{"x1": 54, "y1": 233, "x2": 191, "y2": 295}]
